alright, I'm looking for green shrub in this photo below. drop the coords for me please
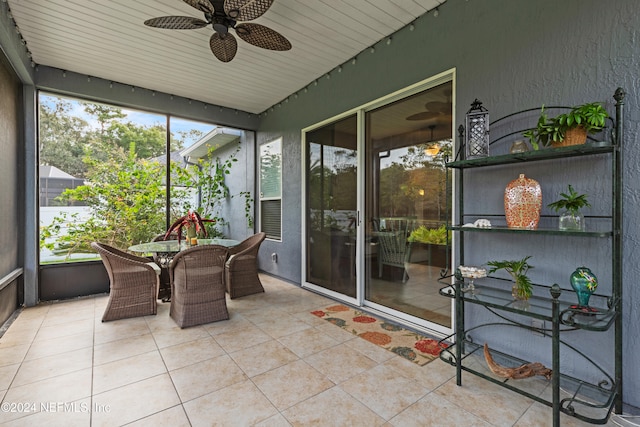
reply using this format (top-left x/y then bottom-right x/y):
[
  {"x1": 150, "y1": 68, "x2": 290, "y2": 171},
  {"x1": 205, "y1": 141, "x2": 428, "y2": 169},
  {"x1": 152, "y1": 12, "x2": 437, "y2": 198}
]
[{"x1": 408, "y1": 224, "x2": 450, "y2": 245}]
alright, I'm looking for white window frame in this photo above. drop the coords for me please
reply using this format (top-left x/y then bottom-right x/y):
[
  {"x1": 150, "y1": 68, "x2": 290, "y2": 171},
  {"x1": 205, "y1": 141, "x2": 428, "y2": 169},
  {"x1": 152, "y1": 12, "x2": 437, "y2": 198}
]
[{"x1": 259, "y1": 137, "x2": 283, "y2": 241}]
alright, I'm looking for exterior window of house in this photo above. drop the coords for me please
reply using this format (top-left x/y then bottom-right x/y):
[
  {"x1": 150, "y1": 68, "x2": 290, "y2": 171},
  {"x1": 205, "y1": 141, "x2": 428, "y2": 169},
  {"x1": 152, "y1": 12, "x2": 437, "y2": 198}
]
[{"x1": 259, "y1": 138, "x2": 282, "y2": 240}]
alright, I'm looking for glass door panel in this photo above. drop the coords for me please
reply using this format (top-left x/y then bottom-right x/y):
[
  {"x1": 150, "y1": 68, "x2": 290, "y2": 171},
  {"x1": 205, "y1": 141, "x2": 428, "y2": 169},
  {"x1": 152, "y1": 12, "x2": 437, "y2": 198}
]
[
  {"x1": 305, "y1": 115, "x2": 358, "y2": 298},
  {"x1": 364, "y1": 82, "x2": 453, "y2": 327}
]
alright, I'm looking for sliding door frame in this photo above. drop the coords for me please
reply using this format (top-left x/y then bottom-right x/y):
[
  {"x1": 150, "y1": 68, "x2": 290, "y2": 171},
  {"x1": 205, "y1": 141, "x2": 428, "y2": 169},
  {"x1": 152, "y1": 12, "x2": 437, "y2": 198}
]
[{"x1": 301, "y1": 69, "x2": 457, "y2": 336}]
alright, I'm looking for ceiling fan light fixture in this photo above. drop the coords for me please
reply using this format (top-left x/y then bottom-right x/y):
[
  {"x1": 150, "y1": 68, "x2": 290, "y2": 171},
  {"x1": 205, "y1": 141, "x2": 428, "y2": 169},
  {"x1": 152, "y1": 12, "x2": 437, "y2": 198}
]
[
  {"x1": 424, "y1": 143, "x2": 441, "y2": 157},
  {"x1": 424, "y1": 125, "x2": 440, "y2": 156}
]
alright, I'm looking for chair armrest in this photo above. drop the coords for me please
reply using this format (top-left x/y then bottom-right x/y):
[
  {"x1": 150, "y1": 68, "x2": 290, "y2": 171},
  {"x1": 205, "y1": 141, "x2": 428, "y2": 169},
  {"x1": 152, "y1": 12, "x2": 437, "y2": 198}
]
[{"x1": 145, "y1": 262, "x2": 161, "y2": 276}]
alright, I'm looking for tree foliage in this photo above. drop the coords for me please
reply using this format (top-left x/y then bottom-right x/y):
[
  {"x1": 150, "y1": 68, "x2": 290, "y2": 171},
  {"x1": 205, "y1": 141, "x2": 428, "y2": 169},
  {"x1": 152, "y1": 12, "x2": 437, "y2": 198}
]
[
  {"x1": 40, "y1": 143, "x2": 168, "y2": 254},
  {"x1": 39, "y1": 96, "x2": 187, "y2": 178},
  {"x1": 39, "y1": 99, "x2": 91, "y2": 178},
  {"x1": 38, "y1": 95, "x2": 244, "y2": 258}
]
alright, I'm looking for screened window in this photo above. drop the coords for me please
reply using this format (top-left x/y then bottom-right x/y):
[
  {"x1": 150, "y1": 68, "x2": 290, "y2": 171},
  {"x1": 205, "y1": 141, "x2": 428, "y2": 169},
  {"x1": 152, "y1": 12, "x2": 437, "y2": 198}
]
[
  {"x1": 259, "y1": 138, "x2": 282, "y2": 240},
  {"x1": 38, "y1": 92, "x2": 242, "y2": 264}
]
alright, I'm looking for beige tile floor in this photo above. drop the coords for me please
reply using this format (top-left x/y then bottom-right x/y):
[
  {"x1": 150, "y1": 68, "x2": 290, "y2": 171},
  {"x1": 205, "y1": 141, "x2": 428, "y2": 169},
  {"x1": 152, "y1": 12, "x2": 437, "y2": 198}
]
[{"x1": 0, "y1": 274, "x2": 622, "y2": 426}]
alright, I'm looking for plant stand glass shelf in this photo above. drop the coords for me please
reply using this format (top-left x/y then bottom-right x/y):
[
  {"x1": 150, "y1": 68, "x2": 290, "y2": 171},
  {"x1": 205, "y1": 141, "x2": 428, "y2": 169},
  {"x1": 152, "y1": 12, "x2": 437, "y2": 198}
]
[
  {"x1": 445, "y1": 89, "x2": 625, "y2": 426},
  {"x1": 438, "y1": 279, "x2": 619, "y2": 425},
  {"x1": 438, "y1": 339, "x2": 618, "y2": 425},
  {"x1": 439, "y1": 281, "x2": 618, "y2": 331}
]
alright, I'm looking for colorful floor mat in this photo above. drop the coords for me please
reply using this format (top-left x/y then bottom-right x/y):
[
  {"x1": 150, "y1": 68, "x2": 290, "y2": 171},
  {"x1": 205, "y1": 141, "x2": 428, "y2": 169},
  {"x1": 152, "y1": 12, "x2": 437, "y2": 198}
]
[{"x1": 311, "y1": 304, "x2": 448, "y2": 366}]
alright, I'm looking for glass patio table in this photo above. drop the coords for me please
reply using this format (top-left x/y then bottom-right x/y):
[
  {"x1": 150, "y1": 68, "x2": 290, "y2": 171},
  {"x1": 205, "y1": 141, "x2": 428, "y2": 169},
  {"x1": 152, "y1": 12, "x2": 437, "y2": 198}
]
[
  {"x1": 129, "y1": 238, "x2": 240, "y2": 268},
  {"x1": 129, "y1": 238, "x2": 240, "y2": 302}
]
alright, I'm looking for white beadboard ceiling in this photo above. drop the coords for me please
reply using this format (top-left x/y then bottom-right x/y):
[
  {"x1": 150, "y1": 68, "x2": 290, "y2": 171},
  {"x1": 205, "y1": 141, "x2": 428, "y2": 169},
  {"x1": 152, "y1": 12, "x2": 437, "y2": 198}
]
[{"x1": 8, "y1": 0, "x2": 445, "y2": 114}]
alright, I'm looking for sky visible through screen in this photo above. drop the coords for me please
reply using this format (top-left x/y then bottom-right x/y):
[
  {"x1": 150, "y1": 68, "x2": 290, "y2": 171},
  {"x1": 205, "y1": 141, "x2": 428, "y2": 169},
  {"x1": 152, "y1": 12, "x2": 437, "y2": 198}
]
[{"x1": 39, "y1": 93, "x2": 217, "y2": 149}]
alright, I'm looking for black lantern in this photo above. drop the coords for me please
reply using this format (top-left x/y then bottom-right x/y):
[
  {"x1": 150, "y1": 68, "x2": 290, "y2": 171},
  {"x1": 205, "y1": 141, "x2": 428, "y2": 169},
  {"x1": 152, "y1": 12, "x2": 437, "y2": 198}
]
[{"x1": 465, "y1": 99, "x2": 489, "y2": 159}]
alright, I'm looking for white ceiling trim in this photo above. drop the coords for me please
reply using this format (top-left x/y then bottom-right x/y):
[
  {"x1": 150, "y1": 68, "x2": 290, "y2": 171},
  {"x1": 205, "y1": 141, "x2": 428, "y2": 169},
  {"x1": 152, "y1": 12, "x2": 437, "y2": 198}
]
[{"x1": 8, "y1": 0, "x2": 445, "y2": 114}]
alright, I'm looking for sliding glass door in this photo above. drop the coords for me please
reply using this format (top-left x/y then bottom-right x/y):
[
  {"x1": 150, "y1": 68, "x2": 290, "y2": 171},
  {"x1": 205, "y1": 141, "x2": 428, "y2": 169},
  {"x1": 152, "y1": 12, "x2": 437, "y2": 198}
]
[
  {"x1": 303, "y1": 74, "x2": 453, "y2": 332},
  {"x1": 304, "y1": 115, "x2": 358, "y2": 298},
  {"x1": 364, "y1": 82, "x2": 452, "y2": 329}
]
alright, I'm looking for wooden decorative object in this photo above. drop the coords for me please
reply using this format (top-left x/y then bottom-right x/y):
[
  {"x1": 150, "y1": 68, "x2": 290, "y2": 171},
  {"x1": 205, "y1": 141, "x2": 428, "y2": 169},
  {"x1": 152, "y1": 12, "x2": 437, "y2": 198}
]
[{"x1": 484, "y1": 343, "x2": 552, "y2": 380}]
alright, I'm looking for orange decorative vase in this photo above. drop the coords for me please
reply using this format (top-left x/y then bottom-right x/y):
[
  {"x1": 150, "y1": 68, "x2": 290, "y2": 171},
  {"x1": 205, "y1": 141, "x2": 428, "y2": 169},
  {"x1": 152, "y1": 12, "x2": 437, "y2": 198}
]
[{"x1": 504, "y1": 174, "x2": 542, "y2": 229}]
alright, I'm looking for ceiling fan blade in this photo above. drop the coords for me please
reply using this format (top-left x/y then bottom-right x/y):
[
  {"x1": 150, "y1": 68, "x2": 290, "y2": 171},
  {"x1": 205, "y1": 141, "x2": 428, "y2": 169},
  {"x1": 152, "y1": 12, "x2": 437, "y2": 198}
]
[
  {"x1": 406, "y1": 111, "x2": 440, "y2": 121},
  {"x1": 210, "y1": 32, "x2": 238, "y2": 62},
  {"x1": 424, "y1": 101, "x2": 450, "y2": 113},
  {"x1": 224, "y1": 0, "x2": 274, "y2": 21},
  {"x1": 144, "y1": 16, "x2": 209, "y2": 30},
  {"x1": 183, "y1": 0, "x2": 215, "y2": 14},
  {"x1": 235, "y1": 23, "x2": 291, "y2": 51}
]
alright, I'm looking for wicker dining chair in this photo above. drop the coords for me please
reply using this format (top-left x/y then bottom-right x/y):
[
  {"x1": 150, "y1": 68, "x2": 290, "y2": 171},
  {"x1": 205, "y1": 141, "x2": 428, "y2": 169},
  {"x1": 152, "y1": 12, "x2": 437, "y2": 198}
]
[
  {"x1": 91, "y1": 242, "x2": 160, "y2": 322},
  {"x1": 168, "y1": 244, "x2": 229, "y2": 328},
  {"x1": 225, "y1": 232, "x2": 266, "y2": 299}
]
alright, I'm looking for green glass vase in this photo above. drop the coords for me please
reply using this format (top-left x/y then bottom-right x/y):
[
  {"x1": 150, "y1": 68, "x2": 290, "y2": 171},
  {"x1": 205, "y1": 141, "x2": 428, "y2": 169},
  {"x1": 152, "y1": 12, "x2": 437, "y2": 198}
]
[{"x1": 570, "y1": 266, "x2": 598, "y2": 307}]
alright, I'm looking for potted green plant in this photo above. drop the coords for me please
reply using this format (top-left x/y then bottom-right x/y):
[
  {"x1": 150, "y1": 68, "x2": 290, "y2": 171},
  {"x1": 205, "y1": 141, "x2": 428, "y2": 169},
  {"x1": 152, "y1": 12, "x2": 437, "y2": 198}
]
[
  {"x1": 547, "y1": 184, "x2": 591, "y2": 231},
  {"x1": 408, "y1": 225, "x2": 450, "y2": 266},
  {"x1": 522, "y1": 106, "x2": 556, "y2": 150},
  {"x1": 487, "y1": 256, "x2": 534, "y2": 300},
  {"x1": 408, "y1": 224, "x2": 450, "y2": 245},
  {"x1": 523, "y1": 102, "x2": 608, "y2": 149}
]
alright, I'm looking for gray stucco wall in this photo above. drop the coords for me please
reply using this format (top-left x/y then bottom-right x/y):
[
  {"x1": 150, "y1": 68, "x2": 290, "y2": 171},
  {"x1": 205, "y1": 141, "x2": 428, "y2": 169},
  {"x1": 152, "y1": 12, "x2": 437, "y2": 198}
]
[
  {"x1": 212, "y1": 134, "x2": 258, "y2": 242},
  {"x1": 1, "y1": 0, "x2": 637, "y2": 412},
  {"x1": 256, "y1": 0, "x2": 640, "y2": 411},
  {"x1": 0, "y1": 51, "x2": 22, "y2": 323}
]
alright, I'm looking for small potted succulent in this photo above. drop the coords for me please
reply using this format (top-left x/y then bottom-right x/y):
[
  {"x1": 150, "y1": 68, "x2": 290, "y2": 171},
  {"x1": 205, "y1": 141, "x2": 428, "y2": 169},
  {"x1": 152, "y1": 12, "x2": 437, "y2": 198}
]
[
  {"x1": 523, "y1": 102, "x2": 609, "y2": 149},
  {"x1": 547, "y1": 185, "x2": 591, "y2": 231},
  {"x1": 487, "y1": 256, "x2": 534, "y2": 301}
]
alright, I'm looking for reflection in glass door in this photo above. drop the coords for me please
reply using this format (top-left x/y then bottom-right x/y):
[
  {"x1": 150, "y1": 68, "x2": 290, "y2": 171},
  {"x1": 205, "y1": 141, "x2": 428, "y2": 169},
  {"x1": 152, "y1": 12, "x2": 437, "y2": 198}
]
[
  {"x1": 364, "y1": 82, "x2": 453, "y2": 329},
  {"x1": 302, "y1": 77, "x2": 453, "y2": 332},
  {"x1": 304, "y1": 115, "x2": 358, "y2": 298}
]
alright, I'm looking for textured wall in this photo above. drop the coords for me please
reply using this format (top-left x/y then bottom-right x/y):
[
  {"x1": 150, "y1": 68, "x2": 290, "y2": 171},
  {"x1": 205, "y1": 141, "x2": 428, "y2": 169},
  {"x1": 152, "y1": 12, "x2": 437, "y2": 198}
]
[
  {"x1": 212, "y1": 132, "x2": 257, "y2": 242},
  {"x1": 0, "y1": 53, "x2": 21, "y2": 321},
  {"x1": 257, "y1": 0, "x2": 640, "y2": 410}
]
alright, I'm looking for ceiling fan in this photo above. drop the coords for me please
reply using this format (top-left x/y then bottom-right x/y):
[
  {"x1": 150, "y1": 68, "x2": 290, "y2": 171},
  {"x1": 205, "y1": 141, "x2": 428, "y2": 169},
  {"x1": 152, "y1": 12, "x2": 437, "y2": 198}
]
[
  {"x1": 406, "y1": 101, "x2": 451, "y2": 121},
  {"x1": 144, "y1": 0, "x2": 292, "y2": 62}
]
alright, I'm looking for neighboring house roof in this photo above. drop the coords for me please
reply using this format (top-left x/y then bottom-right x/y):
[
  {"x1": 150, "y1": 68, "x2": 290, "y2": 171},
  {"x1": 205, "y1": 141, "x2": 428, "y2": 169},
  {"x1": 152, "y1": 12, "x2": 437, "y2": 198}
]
[
  {"x1": 152, "y1": 150, "x2": 186, "y2": 166},
  {"x1": 180, "y1": 127, "x2": 242, "y2": 161},
  {"x1": 39, "y1": 165, "x2": 78, "y2": 179}
]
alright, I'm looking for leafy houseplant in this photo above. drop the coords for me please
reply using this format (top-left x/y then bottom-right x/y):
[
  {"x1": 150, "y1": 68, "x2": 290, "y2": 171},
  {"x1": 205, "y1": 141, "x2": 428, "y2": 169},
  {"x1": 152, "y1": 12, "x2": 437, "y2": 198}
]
[
  {"x1": 165, "y1": 210, "x2": 216, "y2": 242},
  {"x1": 408, "y1": 224, "x2": 450, "y2": 245},
  {"x1": 487, "y1": 256, "x2": 534, "y2": 300},
  {"x1": 547, "y1": 185, "x2": 591, "y2": 231},
  {"x1": 523, "y1": 102, "x2": 609, "y2": 149}
]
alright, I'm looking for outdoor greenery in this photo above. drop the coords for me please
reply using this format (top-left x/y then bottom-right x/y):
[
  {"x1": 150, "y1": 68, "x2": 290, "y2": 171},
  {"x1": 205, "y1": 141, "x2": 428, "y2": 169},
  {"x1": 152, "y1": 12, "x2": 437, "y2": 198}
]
[
  {"x1": 40, "y1": 99, "x2": 180, "y2": 178},
  {"x1": 40, "y1": 143, "x2": 168, "y2": 253},
  {"x1": 172, "y1": 144, "x2": 254, "y2": 233},
  {"x1": 308, "y1": 147, "x2": 357, "y2": 233},
  {"x1": 408, "y1": 224, "x2": 450, "y2": 245},
  {"x1": 379, "y1": 142, "x2": 451, "y2": 220},
  {"x1": 39, "y1": 95, "x2": 252, "y2": 259}
]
